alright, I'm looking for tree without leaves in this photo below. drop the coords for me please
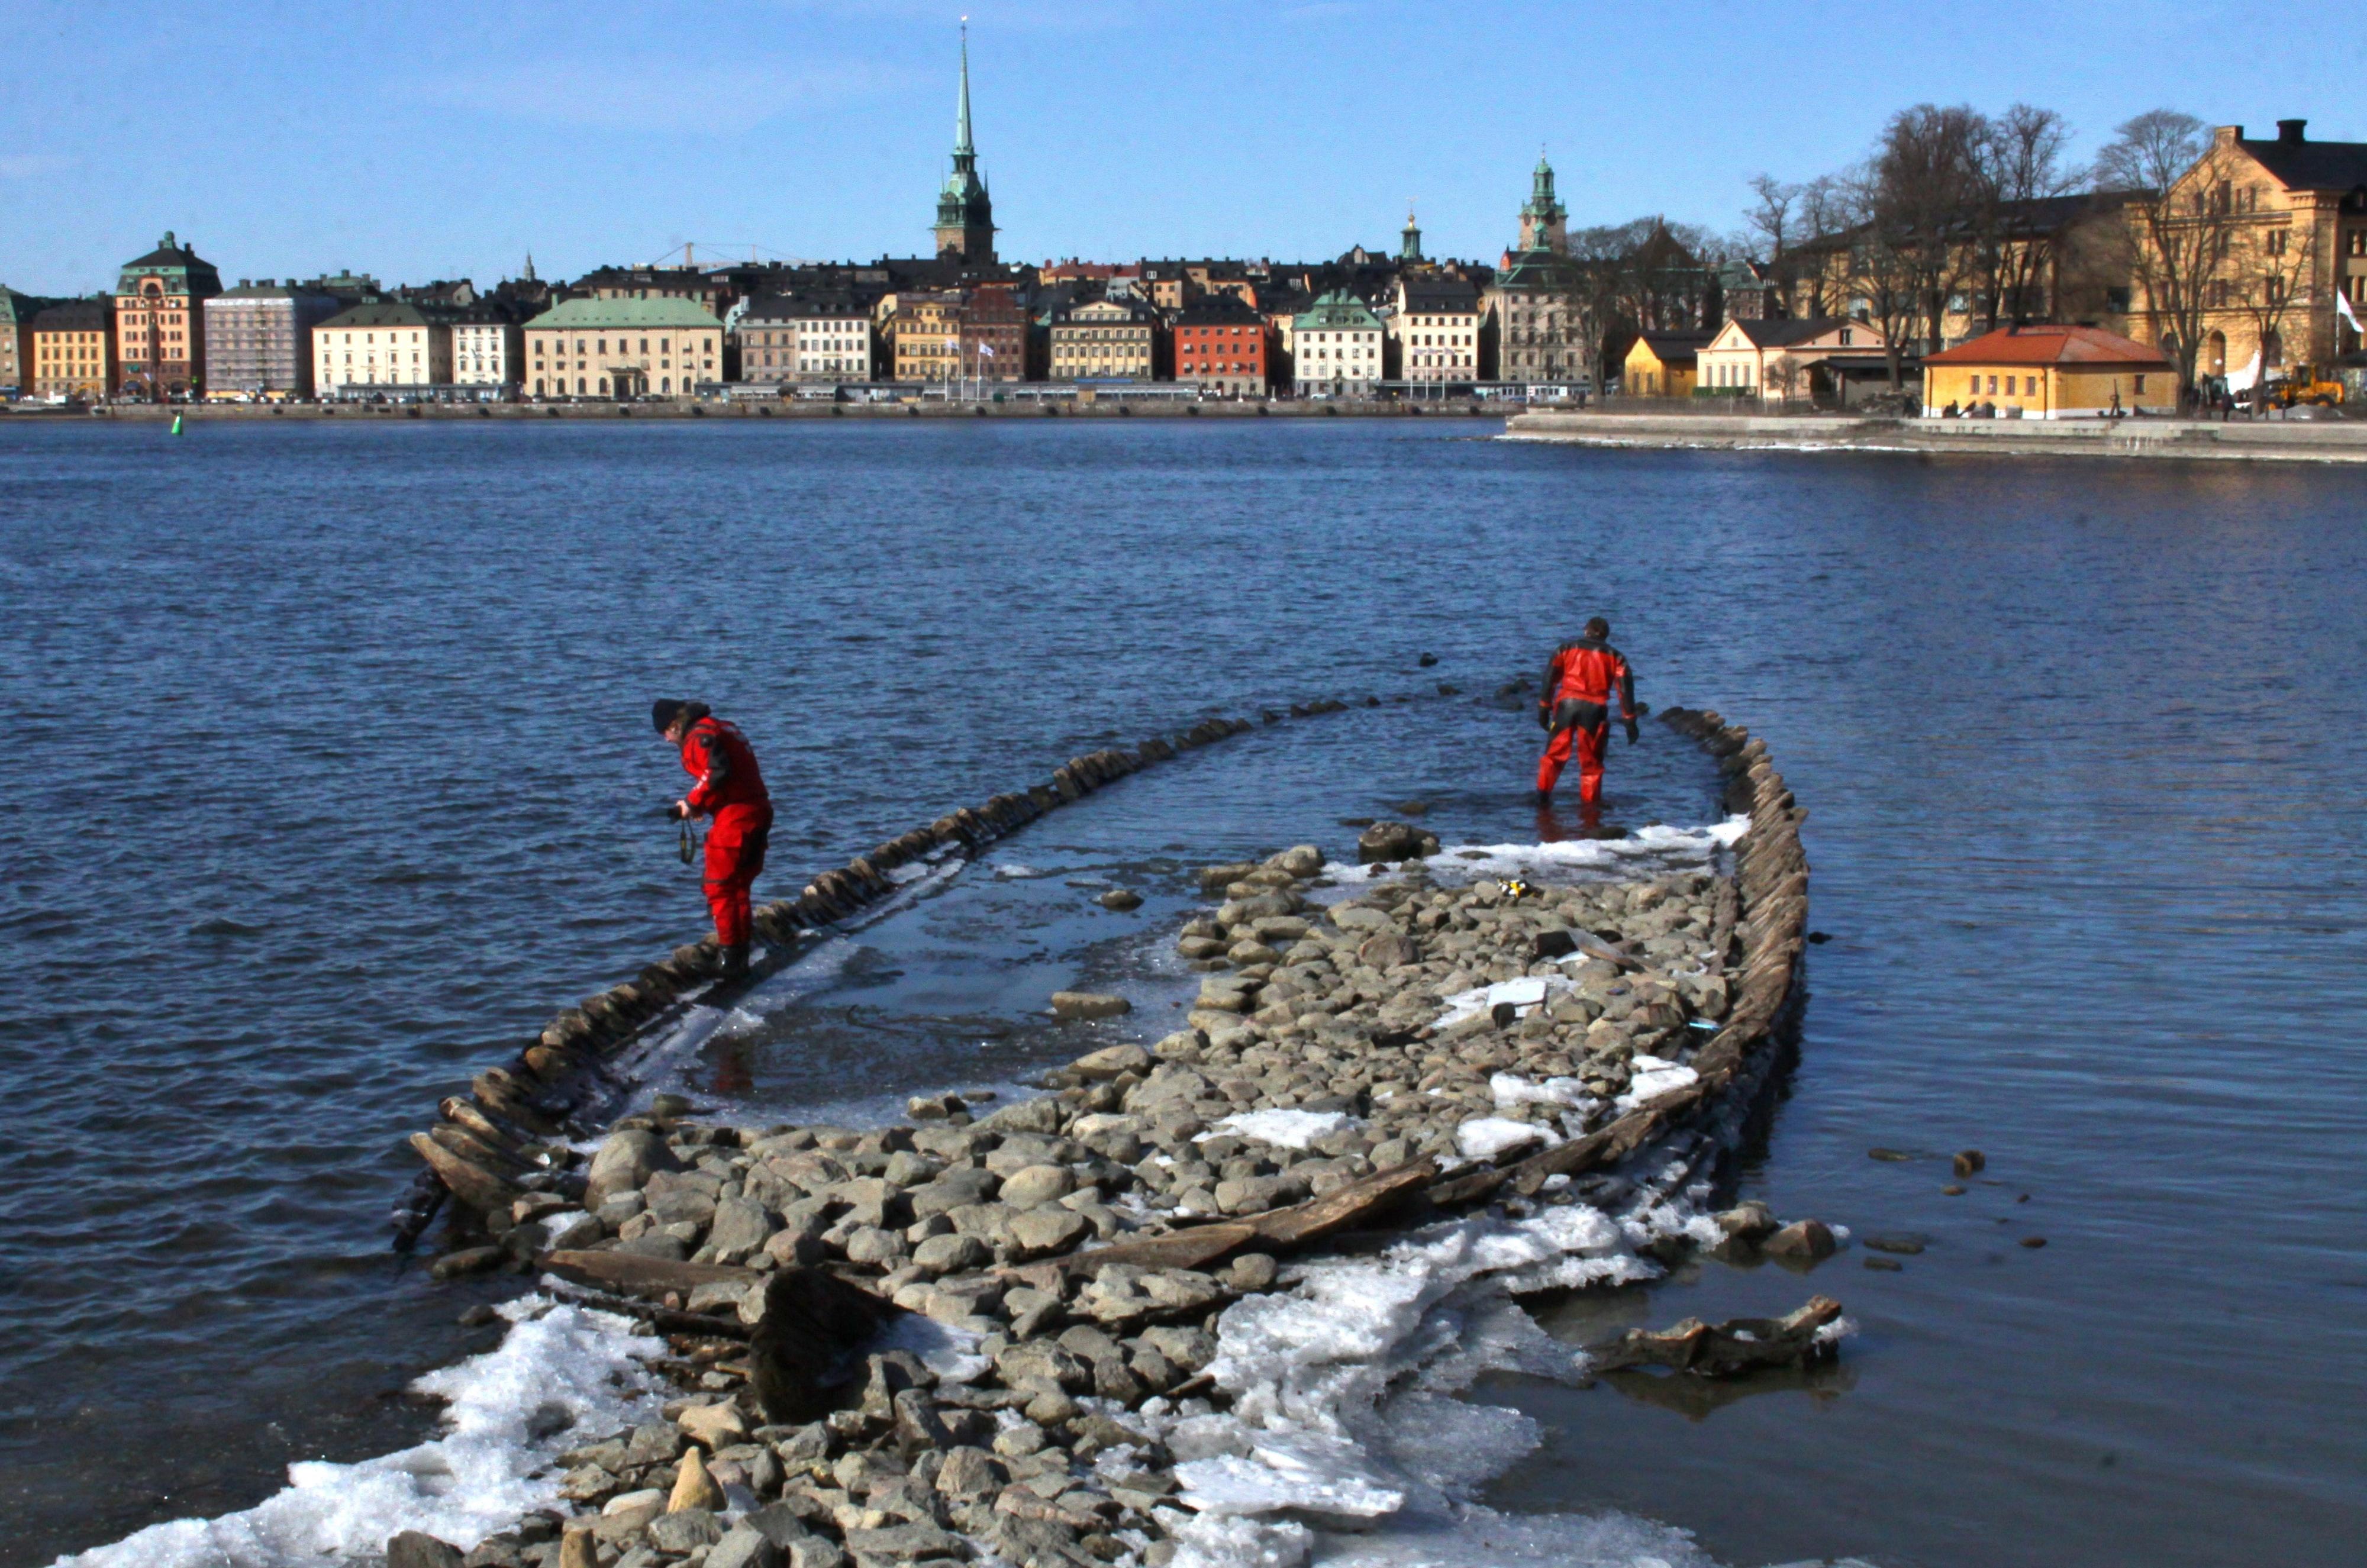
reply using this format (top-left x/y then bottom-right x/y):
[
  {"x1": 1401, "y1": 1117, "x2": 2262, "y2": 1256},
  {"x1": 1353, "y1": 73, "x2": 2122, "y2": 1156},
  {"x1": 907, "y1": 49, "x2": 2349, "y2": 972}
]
[
  {"x1": 2093, "y1": 108, "x2": 2241, "y2": 393},
  {"x1": 1967, "y1": 105, "x2": 2089, "y2": 330},
  {"x1": 1871, "y1": 104, "x2": 1992, "y2": 357}
]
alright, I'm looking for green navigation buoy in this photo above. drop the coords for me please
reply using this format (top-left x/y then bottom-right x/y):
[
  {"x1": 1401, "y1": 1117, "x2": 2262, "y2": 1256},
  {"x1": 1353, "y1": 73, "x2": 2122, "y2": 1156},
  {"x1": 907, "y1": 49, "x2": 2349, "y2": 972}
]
[{"x1": 170, "y1": 414, "x2": 183, "y2": 435}]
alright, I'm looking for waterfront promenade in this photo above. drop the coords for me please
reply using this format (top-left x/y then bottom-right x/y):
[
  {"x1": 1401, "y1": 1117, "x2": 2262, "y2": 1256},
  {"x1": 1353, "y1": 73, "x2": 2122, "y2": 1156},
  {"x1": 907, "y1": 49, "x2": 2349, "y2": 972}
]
[{"x1": 1507, "y1": 408, "x2": 2367, "y2": 462}]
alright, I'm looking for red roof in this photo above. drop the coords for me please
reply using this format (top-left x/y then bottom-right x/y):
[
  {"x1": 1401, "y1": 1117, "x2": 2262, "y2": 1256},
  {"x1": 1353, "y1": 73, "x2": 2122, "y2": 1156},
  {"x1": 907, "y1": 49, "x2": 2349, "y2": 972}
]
[{"x1": 1926, "y1": 325, "x2": 2171, "y2": 368}]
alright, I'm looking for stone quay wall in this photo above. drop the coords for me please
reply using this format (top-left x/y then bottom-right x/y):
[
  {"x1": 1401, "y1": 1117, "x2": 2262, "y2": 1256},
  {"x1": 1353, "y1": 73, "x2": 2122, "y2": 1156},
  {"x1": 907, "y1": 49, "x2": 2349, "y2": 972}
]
[{"x1": 1507, "y1": 408, "x2": 2367, "y2": 463}]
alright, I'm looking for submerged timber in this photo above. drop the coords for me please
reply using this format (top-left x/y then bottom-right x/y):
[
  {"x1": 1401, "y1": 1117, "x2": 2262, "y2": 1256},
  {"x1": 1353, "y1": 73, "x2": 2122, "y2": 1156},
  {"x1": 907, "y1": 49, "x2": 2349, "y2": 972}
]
[
  {"x1": 1507, "y1": 408, "x2": 2367, "y2": 462},
  {"x1": 383, "y1": 707, "x2": 1817, "y2": 1568}
]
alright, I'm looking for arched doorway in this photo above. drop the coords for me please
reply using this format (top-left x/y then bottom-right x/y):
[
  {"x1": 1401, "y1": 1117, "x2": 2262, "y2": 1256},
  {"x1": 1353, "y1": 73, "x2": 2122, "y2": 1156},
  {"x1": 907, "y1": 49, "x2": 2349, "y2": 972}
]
[
  {"x1": 2262, "y1": 330, "x2": 2284, "y2": 368},
  {"x1": 2205, "y1": 331, "x2": 2227, "y2": 375}
]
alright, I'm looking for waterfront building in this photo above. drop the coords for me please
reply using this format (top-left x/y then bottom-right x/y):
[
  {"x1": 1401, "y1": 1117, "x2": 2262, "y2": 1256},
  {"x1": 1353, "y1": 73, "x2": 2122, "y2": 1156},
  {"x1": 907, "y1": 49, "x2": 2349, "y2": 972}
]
[
  {"x1": 1489, "y1": 158, "x2": 1591, "y2": 385},
  {"x1": 522, "y1": 297, "x2": 725, "y2": 398},
  {"x1": 885, "y1": 291, "x2": 962, "y2": 382},
  {"x1": 1921, "y1": 325, "x2": 2176, "y2": 418},
  {"x1": 1696, "y1": 316, "x2": 1892, "y2": 406},
  {"x1": 1292, "y1": 290, "x2": 1384, "y2": 397},
  {"x1": 958, "y1": 284, "x2": 1026, "y2": 381},
  {"x1": 202, "y1": 281, "x2": 344, "y2": 400},
  {"x1": 452, "y1": 301, "x2": 527, "y2": 393},
  {"x1": 2120, "y1": 120, "x2": 2367, "y2": 377},
  {"x1": 1621, "y1": 331, "x2": 1712, "y2": 397},
  {"x1": 314, "y1": 301, "x2": 457, "y2": 394},
  {"x1": 573, "y1": 264, "x2": 732, "y2": 317},
  {"x1": 114, "y1": 231, "x2": 223, "y2": 399},
  {"x1": 30, "y1": 300, "x2": 115, "y2": 399},
  {"x1": 1, "y1": 286, "x2": 66, "y2": 393},
  {"x1": 1049, "y1": 295, "x2": 1160, "y2": 380},
  {"x1": 1171, "y1": 293, "x2": 1270, "y2": 395},
  {"x1": 1393, "y1": 273, "x2": 1481, "y2": 385},
  {"x1": 931, "y1": 29, "x2": 996, "y2": 264},
  {"x1": 739, "y1": 293, "x2": 877, "y2": 384}
]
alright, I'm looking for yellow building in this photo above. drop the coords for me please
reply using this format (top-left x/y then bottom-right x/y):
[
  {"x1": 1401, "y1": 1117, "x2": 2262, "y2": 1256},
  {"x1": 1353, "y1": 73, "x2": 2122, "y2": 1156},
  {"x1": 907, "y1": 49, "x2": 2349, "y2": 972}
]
[
  {"x1": 1921, "y1": 325, "x2": 2176, "y2": 418},
  {"x1": 31, "y1": 300, "x2": 115, "y2": 398},
  {"x1": 1622, "y1": 331, "x2": 1710, "y2": 397},
  {"x1": 521, "y1": 297, "x2": 723, "y2": 399},
  {"x1": 1697, "y1": 317, "x2": 1891, "y2": 405},
  {"x1": 884, "y1": 291, "x2": 961, "y2": 383},
  {"x1": 2121, "y1": 120, "x2": 2367, "y2": 380}
]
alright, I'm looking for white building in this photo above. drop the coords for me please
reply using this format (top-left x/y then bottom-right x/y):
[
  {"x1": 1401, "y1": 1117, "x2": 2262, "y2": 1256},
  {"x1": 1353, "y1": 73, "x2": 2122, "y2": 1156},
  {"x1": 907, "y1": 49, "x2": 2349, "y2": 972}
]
[
  {"x1": 739, "y1": 293, "x2": 876, "y2": 384},
  {"x1": 314, "y1": 301, "x2": 454, "y2": 395},
  {"x1": 452, "y1": 308, "x2": 524, "y2": 392},
  {"x1": 1292, "y1": 290, "x2": 1384, "y2": 398},
  {"x1": 1393, "y1": 275, "x2": 1481, "y2": 385}
]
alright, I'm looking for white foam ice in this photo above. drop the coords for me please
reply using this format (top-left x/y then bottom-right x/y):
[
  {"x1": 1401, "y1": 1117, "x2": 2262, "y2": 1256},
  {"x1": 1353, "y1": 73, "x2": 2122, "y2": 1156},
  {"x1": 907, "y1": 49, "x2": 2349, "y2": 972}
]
[
  {"x1": 1148, "y1": 1146, "x2": 1823, "y2": 1568},
  {"x1": 1455, "y1": 1118, "x2": 1562, "y2": 1161},
  {"x1": 53, "y1": 1299, "x2": 664, "y2": 1568},
  {"x1": 876, "y1": 1311, "x2": 990, "y2": 1385},
  {"x1": 1433, "y1": 975, "x2": 1569, "y2": 1028},
  {"x1": 1491, "y1": 1072, "x2": 1588, "y2": 1111},
  {"x1": 1394, "y1": 816, "x2": 1753, "y2": 888},
  {"x1": 1201, "y1": 1109, "x2": 1355, "y2": 1150},
  {"x1": 1615, "y1": 1055, "x2": 1700, "y2": 1112}
]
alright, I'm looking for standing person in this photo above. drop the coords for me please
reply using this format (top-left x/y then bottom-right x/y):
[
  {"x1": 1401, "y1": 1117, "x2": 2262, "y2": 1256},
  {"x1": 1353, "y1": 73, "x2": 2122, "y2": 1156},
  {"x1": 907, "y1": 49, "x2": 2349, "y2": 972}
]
[
  {"x1": 652, "y1": 699, "x2": 772, "y2": 978},
  {"x1": 1534, "y1": 618, "x2": 1639, "y2": 807}
]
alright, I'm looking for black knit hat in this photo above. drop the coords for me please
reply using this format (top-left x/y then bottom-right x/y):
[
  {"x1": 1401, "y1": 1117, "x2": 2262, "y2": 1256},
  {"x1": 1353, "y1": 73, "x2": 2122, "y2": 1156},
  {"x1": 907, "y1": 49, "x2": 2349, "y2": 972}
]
[{"x1": 651, "y1": 698, "x2": 686, "y2": 734}]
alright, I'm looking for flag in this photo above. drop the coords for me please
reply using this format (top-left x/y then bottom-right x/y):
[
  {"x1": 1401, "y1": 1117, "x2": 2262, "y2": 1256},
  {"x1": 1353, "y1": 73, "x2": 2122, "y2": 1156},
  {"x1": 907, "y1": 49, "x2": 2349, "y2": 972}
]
[
  {"x1": 977, "y1": 343, "x2": 995, "y2": 357},
  {"x1": 2338, "y1": 288, "x2": 2363, "y2": 335}
]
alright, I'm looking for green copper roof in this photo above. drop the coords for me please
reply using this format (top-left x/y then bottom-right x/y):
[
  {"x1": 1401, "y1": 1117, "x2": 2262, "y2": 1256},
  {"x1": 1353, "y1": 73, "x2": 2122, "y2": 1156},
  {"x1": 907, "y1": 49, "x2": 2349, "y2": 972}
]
[
  {"x1": 117, "y1": 231, "x2": 222, "y2": 296},
  {"x1": 1292, "y1": 289, "x2": 1383, "y2": 331},
  {"x1": 523, "y1": 297, "x2": 724, "y2": 331}
]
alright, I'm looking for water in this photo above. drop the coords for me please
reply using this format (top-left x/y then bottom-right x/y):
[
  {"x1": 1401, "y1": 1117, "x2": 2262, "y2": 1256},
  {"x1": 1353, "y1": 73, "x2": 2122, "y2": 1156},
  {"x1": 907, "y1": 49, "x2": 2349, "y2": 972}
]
[{"x1": 1, "y1": 418, "x2": 2360, "y2": 1567}]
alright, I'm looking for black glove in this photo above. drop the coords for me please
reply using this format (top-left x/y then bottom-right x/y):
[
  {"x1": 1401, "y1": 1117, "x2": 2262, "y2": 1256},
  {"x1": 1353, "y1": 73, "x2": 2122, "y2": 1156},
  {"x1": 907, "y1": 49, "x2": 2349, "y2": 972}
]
[
  {"x1": 1624, "y1": 717, "x2": 1641, "y2": 745},
  {"x1": 1537, "y1": 705, "x2": 1553, "y2": 732}
]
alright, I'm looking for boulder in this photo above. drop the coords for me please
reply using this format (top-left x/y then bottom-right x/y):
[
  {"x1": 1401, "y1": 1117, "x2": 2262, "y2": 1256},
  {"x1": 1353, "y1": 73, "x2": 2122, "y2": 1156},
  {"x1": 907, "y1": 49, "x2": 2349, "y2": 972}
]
[
  {"x1": 668, "y1": 1448, "x2": 726, "y2": 1513},
  {"x1": 1098, "y1": 889, "x2": 1144, "y2": 912},
  {"x1": 584, "y1": 1128, "x2": 682, "y2": 1209},
  {"x1": 385, "y1": 1532, "x2": 466, "y2": 1568},
  {"x1": 678, "y1": 1402, "x2": 748, "y2": 1451},
  {"x1": 1356, "y1": 821, "x2": 1438, "y2": 863},
  {"x1": 1069, "y1": 1043, "x2": 1152, "y2": 1079},
  {"x1": 998, "y1": 1163, "x2": 1076, "y2": 1209},
  {"x1": 708, "y1": 1524, "x2": 786, "y2": 1568},
  {"x1": 1357, "y1": 933, "x2": 1422, "y2": 970},
  {"x1": 1762, "y1": 1219, "x2": 1837, "y2": 1263},
  {"x1": 749, "y1": 1268, "x2": 904, "y2": 1425},
  {"x1": 1050, "y1": 992, "x2": 1131, "y2": 1020}
]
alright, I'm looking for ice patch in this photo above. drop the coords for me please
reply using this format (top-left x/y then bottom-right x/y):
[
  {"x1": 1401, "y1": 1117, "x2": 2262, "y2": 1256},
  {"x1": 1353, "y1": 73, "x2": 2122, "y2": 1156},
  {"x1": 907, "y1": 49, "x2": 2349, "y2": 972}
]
[
  {"x1": 1614, "y1": 1055, "x2": 1699, "y2": 1111},
  {"x1": 1455, "y1": 1118, "x2": 1563, "y2": 1161},
  {"x1": 1413, "y1": 817, "x2": 1752, "y2": 886},
  {"x1": 994, "y1": 862, "x2": 1043, "y2": 879},
  {"x1": 1201, "y1": 1109, "x2": 1354, "y2": 1150},
  {"x1": 1490, "y1": 1073, "x2": 1587, "y2": 1111},
  {"x1": 53, "y1": 1299, "x2": 663, "y2": 1568},
  {"x1": 876, "y1": 1311, "x2": 989, "y2": 1385},
  {"x1": 1434, "y1": 975, "x2": 1569, "y2": 1028}
]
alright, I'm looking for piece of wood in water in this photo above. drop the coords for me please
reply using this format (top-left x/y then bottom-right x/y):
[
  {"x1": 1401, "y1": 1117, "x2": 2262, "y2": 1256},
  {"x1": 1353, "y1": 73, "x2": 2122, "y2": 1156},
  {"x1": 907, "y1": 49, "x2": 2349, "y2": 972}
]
[{"x1": 540, "y1": 1248, "x2": 757, "y2": 1298}]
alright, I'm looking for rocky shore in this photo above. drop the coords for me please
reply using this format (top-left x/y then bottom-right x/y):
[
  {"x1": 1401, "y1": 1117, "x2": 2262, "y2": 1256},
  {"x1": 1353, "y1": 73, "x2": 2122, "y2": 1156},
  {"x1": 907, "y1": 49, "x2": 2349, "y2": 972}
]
[{"x1": 385, "y1": 707, "x2": 1817, "y2": 1568}]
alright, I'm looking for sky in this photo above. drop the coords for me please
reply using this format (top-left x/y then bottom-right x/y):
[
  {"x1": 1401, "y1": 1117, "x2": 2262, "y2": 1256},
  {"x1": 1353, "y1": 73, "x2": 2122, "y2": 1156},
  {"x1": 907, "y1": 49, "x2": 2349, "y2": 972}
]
[{"x1": 2, "y1": 0, "x2": 2362, "y2": 296}]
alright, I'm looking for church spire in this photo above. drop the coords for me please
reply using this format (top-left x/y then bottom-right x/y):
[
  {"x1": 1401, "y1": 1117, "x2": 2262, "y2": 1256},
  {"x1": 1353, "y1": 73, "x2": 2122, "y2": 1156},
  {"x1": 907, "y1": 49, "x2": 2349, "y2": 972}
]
[
  {"x1": 932, "y1": 20, "x2": 996, "y2": 265},
  {"x1": 955, "y1": 20, "x2": 975, "y2": 157}
]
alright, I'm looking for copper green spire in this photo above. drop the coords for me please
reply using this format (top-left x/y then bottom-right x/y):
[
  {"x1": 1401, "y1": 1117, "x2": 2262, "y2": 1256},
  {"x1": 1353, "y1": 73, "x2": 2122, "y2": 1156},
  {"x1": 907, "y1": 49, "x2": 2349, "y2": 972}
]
[{"x1": 955, "y1": 21, "x2": 975, "y2": 157}]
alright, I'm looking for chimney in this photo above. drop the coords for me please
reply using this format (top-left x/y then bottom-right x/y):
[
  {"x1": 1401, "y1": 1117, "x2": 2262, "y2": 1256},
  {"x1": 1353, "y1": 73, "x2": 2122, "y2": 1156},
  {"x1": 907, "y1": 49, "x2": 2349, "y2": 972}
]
[
  {"x1": 2213, "y1": 125, "x2": 2243, "y2": 147},
  {"x1": 2277, "y1": 118, "x2": 2307, "y2": 145}
]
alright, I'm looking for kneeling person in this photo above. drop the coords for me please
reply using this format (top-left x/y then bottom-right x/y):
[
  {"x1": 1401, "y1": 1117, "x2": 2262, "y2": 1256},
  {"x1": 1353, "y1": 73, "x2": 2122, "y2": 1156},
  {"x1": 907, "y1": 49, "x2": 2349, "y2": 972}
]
[{"x1": 653, "y1": 699, "x2": 773, "y2": 977}]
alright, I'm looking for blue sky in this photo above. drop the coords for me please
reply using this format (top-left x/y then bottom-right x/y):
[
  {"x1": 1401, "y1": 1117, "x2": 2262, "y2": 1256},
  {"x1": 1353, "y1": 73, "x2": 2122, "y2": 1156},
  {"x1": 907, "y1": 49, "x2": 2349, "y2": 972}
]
[{"x1": 1, "y1": 0, "x2": 2358, "y2": 296}]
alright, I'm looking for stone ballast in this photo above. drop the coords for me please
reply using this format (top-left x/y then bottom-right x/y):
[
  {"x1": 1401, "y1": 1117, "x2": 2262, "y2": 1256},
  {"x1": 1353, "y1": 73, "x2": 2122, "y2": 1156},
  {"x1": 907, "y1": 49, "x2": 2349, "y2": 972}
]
[{"x1": 411, "y1": 706, "x2": 1813, "y2": 1568}]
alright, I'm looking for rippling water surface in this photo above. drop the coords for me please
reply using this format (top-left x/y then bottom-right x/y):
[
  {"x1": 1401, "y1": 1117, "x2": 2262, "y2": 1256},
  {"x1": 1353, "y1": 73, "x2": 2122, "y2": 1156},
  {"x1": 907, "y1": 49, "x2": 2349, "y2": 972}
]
[{"x1": 1, "y1": 418, "x2": 2361, "y2": 1567}]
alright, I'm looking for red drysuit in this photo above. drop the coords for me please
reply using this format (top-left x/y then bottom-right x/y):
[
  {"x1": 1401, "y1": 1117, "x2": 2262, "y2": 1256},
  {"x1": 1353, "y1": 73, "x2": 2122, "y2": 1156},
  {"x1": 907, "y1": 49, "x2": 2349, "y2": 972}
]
[
  {"x1": 678, "y1": 716, "x2": 772, "y2": 948},
  {"x1": 1536, "y1": 637, "x2": 1636, "y2": 804}
]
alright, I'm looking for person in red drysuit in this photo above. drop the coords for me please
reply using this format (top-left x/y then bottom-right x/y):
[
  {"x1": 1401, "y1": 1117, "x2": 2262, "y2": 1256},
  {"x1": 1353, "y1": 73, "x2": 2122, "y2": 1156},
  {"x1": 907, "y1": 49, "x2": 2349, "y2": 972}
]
[
  {"x1": 1535, "y1": 617, "x2": 1639, "y2": 806},
  {"x1": 653, "y1": 699, "x2": 773, "y2": 978}
]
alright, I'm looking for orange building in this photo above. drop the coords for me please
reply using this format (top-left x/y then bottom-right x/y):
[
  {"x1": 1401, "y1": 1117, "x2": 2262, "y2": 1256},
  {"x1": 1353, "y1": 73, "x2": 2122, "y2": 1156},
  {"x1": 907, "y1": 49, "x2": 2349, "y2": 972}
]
[
  {"x1": 114, "y1": 231, "x2": 222, "y2": 400},
  {"x1": 1922, "y1": 325, "x2": 2178, "y2": 418}
]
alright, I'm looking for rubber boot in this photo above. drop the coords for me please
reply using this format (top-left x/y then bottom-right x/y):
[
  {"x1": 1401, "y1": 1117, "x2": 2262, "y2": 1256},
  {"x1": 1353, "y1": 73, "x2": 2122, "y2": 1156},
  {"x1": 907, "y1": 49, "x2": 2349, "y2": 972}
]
[{"x1": 718, "y1": 943, "x2": 750, "y2": 980}]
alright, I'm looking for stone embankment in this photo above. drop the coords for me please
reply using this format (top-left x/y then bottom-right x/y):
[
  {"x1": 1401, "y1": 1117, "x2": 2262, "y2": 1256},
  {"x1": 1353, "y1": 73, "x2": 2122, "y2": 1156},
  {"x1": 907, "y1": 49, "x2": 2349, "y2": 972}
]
[
  {"x1": 30, "y1": 399, "x2": 1504, "y2": 424},
  {"x1": 1507, "y1": 408, "x2": 2367, "y2": 463},
  {"x1": 401, "y1": 706, "x2": 1815, "y2": 1568},
  {"x1": 398, "y1": 698, "x2": 1402, "y2": 1246}
]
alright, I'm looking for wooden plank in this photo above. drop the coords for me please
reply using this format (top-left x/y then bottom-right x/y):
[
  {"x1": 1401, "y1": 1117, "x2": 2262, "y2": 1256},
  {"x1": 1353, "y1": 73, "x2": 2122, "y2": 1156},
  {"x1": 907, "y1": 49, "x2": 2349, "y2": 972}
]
[
  {"x1": 409, "y1": 1131, "x2": 523, "y2": 1214},
  {"x1": 1251, "y1": 1157, "x2": 1437, "y2": 1249},
  {"x1": 540, "y1": 1248, "x2": 759, "y2": 1298}
]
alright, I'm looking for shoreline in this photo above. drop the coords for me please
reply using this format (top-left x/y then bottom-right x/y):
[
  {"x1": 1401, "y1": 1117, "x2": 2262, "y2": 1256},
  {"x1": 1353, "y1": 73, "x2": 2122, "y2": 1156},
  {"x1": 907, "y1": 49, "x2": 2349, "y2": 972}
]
[
  {"x1": 2, "y1": 399, "x2": 1504, "y2": 425},
  {"x1": 1505, "y1": 408, "x2": 2367, "y2": 463},
  {"x1": 152, "y1": 705, "x2": 1815, "y2": 1568}
]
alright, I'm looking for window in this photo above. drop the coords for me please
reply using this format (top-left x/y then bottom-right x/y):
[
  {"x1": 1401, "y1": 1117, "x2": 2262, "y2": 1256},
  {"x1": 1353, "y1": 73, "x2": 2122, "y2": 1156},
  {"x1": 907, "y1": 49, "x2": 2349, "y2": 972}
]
[
  {"x1": 2025, "y1": 376, "x2": 2037, "y2": 396},
  {"x1": 2133, "y1": 375, "x2": 2146, "y2": 393},
  {"x1": 2267, "y1": 228, "x2": 2289, "y2": 257}
]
